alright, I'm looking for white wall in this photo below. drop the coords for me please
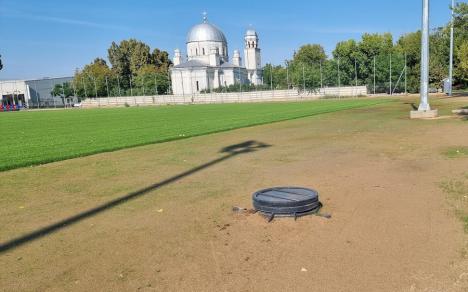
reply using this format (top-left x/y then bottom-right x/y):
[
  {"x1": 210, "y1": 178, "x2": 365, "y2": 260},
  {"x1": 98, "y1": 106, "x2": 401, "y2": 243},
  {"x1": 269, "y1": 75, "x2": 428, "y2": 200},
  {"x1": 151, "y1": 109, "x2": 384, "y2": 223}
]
[{"x1": 81, "y1": 86, "x2": 369, "y2": 108}]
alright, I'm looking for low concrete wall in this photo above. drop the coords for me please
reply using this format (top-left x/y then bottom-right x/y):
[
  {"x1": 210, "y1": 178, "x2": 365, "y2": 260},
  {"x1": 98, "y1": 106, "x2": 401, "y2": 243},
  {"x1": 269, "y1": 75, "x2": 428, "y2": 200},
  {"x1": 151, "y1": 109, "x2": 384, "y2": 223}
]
[{"x1": 81, "y1": 86, "x2": 367, "y2": 108}]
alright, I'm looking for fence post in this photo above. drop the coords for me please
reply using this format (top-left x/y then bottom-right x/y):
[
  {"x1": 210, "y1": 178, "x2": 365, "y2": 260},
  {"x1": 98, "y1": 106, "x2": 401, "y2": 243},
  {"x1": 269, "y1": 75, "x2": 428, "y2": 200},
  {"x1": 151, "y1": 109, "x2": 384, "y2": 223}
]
[
  {"x1": 373, "y1": 56, "x2": 376, "y2": 95},
  {"x1": 389, "y1": 54, "x2": 392, "y2": 95}
]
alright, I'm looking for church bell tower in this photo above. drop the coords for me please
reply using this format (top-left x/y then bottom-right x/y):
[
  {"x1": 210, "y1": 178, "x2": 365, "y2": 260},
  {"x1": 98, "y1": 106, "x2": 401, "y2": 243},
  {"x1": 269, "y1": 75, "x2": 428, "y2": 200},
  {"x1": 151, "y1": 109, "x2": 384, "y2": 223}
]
[{"x1": 244, "y1": 28, "x2": 262, "y2": 85}]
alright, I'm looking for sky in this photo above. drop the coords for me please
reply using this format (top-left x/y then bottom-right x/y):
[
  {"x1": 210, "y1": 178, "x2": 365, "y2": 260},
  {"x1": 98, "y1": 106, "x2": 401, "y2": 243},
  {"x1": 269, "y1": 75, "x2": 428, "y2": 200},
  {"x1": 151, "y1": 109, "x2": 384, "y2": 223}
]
[{"x1": 0, "y1": 0, "x2": 460, "y2": 80}]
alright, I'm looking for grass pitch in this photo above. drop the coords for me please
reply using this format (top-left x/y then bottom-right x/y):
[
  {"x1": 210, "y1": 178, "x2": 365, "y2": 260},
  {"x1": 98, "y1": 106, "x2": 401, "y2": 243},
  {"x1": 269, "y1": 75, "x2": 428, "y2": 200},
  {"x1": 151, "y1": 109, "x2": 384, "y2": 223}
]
[{"x1": 0, "y1": 99, "x2": 391, "y2": 171}]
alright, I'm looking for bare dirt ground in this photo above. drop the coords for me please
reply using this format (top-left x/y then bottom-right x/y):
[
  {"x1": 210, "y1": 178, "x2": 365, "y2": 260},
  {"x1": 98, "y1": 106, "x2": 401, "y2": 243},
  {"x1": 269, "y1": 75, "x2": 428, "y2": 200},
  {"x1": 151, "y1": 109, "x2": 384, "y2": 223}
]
[{"x1": 1, "y1": 95, "x2": 467, "y2": 292}]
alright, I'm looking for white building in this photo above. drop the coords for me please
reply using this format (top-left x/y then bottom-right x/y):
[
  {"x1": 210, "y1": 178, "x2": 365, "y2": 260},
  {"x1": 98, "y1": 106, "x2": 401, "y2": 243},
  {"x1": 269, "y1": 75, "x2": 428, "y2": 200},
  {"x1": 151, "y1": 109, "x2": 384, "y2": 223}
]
[
  {"x1": 0, "y1": 77, "x2": 73, "y2": 109},
  {"x1": 170, "y1": 15, "x2": 263, "y2": 95}
]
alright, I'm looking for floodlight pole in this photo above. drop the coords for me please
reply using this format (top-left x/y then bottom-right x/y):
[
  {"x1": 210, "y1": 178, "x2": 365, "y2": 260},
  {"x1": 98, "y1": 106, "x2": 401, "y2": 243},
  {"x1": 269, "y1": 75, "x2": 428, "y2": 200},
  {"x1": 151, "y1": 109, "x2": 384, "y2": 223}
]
[
  {"x1": 448, "y1": 0, "x2": 455, "y2": 96},
  {"x1": 419, "y1": 0, "x2": 430, "y2": 111}
]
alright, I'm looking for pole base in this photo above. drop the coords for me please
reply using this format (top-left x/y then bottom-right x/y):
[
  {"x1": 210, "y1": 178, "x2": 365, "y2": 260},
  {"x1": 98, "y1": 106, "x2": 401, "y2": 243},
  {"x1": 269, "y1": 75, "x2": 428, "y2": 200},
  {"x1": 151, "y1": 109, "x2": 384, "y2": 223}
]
[{"x1": 410, "y1": 109, "x2": 438, "y2": 119}]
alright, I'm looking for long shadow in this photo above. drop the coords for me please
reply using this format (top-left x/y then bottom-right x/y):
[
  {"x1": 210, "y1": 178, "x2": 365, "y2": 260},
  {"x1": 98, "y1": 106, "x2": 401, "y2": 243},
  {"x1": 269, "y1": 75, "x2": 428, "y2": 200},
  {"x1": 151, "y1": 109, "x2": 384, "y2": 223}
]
[
  {"x1": 0, "y1": 140, "x2": 271, "y2": 254},
  {"x1": 403, "y1": 102, "x2": 418, "y2": 110}
]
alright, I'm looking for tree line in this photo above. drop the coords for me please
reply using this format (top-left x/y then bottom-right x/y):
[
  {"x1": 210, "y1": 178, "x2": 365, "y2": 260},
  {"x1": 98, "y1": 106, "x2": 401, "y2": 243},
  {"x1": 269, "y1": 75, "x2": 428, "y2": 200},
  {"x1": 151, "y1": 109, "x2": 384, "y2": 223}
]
[
  {"x1": 263, "y1": 3, "x2": 467, "y2": 93},
  {"x1": 53, "y1": 39, "x2": 173, "y2": 100}
]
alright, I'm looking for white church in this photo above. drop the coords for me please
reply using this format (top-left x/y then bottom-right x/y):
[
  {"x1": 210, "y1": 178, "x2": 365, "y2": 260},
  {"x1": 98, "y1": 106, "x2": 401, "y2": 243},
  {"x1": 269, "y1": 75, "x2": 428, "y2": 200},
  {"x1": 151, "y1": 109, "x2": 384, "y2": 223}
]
[{"x1": 170, "y1": 14, "x2": 263, "y2": 95}]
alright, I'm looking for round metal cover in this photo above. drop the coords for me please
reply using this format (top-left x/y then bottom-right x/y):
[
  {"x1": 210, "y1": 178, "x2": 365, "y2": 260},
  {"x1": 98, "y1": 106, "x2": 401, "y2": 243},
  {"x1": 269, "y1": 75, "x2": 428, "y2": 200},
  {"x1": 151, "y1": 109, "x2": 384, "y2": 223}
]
[{"x1": 252, "y1": 187, "x2": 321, "y2": 216}]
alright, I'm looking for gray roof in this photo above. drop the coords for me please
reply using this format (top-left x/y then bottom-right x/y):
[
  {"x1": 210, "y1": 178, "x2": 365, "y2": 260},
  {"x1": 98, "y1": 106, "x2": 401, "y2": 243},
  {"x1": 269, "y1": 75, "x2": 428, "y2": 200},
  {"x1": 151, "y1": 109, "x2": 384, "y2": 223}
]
[
  {"x1": 220, "y1": 62, "x2": 240, "y2": 68},
  {"x1": 173, "y1": 59, "x2": 210, "y2": 69},
  {"x1": 186, "y1": 23, "x2": 227, "y2": 43}
]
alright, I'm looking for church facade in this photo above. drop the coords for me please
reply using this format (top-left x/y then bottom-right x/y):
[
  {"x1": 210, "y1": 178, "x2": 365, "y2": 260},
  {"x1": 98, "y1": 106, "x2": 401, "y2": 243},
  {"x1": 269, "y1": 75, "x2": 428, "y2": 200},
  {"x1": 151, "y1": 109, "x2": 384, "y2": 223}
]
[{"x1": 170, "y1": 15, "x2": 263, "y2": 95}]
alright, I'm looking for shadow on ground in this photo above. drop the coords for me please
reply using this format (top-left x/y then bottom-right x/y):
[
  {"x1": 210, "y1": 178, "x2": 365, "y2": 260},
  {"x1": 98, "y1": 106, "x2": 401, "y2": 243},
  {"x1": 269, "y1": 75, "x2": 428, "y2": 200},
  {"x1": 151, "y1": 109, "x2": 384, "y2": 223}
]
[{"x1": 0, "y1": 140, "x2": 271, "y2": 254}]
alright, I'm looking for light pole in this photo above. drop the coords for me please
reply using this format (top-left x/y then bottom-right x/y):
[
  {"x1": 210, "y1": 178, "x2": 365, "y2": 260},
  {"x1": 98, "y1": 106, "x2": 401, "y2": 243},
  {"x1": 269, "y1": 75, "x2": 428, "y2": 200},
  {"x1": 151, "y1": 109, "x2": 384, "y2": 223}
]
[
  {"x1": 448, "y1": 0, "x2": 455, "y2": 96},
  {"x1": 412, "y1": 0, "x2": 437, "y2": 118},
  {"x1": 419, "y1": 0, "x2": 430, "y2": 111}
]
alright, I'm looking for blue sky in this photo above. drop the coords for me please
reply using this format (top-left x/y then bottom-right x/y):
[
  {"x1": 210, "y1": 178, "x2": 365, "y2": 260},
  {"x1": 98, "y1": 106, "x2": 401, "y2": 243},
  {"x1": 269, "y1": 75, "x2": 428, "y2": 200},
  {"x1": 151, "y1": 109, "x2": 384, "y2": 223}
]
[{"x1": 0, "y1": 0, "x2": 459, "y2": 79}]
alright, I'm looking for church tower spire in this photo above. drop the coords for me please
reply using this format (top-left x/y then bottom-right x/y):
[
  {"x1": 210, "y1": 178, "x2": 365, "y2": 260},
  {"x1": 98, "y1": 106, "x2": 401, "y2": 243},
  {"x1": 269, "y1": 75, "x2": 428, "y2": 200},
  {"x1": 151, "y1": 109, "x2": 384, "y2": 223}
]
[{"x1": 244, "y1": 27, "x2": 262, "y2": 85}]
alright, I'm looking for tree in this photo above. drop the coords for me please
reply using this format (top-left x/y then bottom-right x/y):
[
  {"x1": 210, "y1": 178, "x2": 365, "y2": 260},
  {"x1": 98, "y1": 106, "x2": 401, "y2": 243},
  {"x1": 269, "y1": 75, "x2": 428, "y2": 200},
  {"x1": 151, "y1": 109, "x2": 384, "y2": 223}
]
[
  {"x1": 51, "y1": 82, "x2": 74, "y2": 105},
  {"x1": 134, "y1": 64, "x2": 171, "y2": 95},
  {"x1": 456, "y1": 40, "x2": 468, "y2": 85},
  {"x1": 107, "y1": 39, "x2": 171, "y2": 91},
  {"x1": 332, "y1": 39, "x2": 360, "y2": 86},
  {"x1": 395, "y1": 32, "x2": 421, "y2": 92},
  {"x1": 453, "y1": 2, "x2": 468, "y2": 87},
  {"x1": 151, "y1": 48, "x2": 172, "y2": 72},
  {"x1": 73, "y1": 58, "x2": 114, "y2": 98},
  {"x1": 263, "y1": 63, "x2": 288, "y2": 90},
  {"x1": 293, "y1": 44, "x2": 326, "y2": 65}
]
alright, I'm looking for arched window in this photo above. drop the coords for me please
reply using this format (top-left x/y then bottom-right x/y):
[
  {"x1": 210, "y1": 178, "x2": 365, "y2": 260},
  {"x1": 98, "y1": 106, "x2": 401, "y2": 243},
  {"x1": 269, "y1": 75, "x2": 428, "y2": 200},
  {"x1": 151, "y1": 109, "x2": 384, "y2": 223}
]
[
  {"x1": 196, "y1": 48, "x2": 198, "y2": 55},
  {"x1": 202, "y1": 48, "x2": 205, "y2": 55}
]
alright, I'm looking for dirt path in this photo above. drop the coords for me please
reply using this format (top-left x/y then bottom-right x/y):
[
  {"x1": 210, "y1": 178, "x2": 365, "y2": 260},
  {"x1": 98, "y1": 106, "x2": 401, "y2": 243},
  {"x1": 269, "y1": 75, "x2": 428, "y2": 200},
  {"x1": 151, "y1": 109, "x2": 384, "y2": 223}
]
[{"x1": 0, "y1": 96, "x2": 467, "y2": 291}]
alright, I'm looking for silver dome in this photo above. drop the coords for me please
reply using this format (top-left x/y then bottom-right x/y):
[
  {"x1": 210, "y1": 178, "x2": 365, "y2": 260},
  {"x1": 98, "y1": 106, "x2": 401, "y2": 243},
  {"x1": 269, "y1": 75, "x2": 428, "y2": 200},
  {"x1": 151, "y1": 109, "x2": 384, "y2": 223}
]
[{"x1": 186, "y1": 23, "x2": 227, "y2": 43}]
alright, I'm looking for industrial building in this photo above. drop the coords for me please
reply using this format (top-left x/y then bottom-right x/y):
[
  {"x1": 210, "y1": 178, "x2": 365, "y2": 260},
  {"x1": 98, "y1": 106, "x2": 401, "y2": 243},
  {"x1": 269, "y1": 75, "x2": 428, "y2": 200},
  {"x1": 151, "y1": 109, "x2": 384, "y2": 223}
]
[{"x1": 0, "y1": 77, "x2": 73, "y2": 110}]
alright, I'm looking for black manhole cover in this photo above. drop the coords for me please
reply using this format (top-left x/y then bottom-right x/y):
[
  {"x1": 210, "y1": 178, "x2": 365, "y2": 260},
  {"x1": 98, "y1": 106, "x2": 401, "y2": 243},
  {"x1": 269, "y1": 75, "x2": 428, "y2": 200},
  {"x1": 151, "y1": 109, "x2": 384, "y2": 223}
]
[{"x1": 252, "y1": 187, "x2": 322, "y2": 220}]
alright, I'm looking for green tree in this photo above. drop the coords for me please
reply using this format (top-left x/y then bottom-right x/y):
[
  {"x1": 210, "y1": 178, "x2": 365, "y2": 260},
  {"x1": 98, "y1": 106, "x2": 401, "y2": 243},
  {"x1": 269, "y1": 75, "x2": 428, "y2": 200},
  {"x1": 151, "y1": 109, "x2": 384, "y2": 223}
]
[
  {"x1": 263, "y1": 63, "x2": 288, "y2": 90},
  {"x1": 134, "y1": 64, "x2": 171, "y2": 95},
  {"x1": 453, "y1": 2, "x2": 468, "y2": 87},
  {"x1": 456, "y1": 40, "x2": 468, "y2": 84},
  {"x1": 332, "y1": 39, "x2": 360, "y2": 86},
  {"x1": 74, "y1": 58, "x2": 114, "y2": 98},
  {"x1": 51, "y1": 82, "x2": 74, "y2": 105},
  {"x1": 395, "y1": 31, "x2": 421, "y2": 93},
  {"x1": 293, "y1": 44, "x2": 326, "y2": 65},
  {"x1": 107, "y1": 39, "x2": 171, "y2": 91}
]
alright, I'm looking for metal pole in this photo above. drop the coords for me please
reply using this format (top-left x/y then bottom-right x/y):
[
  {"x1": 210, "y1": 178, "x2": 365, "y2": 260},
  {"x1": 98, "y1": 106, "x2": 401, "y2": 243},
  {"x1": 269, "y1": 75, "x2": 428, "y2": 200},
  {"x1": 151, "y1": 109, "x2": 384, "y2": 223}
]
[
  {"x1": 72, "y1": 80, "x2": 77, "y2": 99},
  {"x1": 404, "y1": 53, "x2": 407, "y2": 95},
  {"x1": 93, "y1": 76, "x2": 98, "y2": 98},
  {"x1": 337, "y1": 59, "x2": 341, "y2": 97},
  {"x1": 302, "y1": 64, "x2": 305, "y2": 92},
  {"x1": 105, "y1": 76, "x2": 110, "y2": 97},
  {"x1": 270, "y1": 66, "x2": 273, "y2": 91},
  {"x1": 419, "y1": 0, "x2": 430, "y2": 111},
  {"x1": 83, "y1": 77, "x2": 88, "y2": 98},
  {"x1": 448, "y1": 0, "x2": 455, "y2": 96},
  {"x1": 239, "y1": 67, "x2": 242, "y2": 93},
  {"x1": 61, "y1": 83, "x2": 65, "y2": 107},
  {"x1": 286, "y1": 62, "x2": 289, "y2": 89},
  {"x1": 50, "y1": 79, "x2": 56, "y2": 108},
  {"x1": 320, "y1": 61, "x2": 323, "y2": 89},
  {"x1": 117, "y1": 75, "x2": 121, "y2": 97},
  {"x1": 373, "y1": 56, "x2": 376, "y2": 95},
  {"x1": 355, "y1": 59, "x2": 358, "y2": 87},
  {"x1": 34, "y1": 80, "x2": 39, "y2": 109},
  {"x1": 129, "y1": 75, "x2": 133, "y2": 96},
  {"x1": 389, "y1": 54, "x2": 392, "y2": 95},
  {"x1": 154, "y1": 75, "x2": 158, "y2": 95}
]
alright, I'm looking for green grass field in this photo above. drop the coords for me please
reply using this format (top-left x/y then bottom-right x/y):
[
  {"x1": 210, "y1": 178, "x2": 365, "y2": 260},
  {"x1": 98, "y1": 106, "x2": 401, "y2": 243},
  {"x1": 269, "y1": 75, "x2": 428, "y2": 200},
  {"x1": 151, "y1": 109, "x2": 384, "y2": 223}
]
[{"x1": 0, "y1": 99, "x2": 392, "y2": 171}]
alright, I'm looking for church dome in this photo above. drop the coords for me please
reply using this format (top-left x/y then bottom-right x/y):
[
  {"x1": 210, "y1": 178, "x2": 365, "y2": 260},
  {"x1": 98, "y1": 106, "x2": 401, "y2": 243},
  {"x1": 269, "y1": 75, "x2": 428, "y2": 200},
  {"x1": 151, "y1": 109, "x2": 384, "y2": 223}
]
[{"x1": 186, "y1": 22, "x2": 227, "y2": 43}]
